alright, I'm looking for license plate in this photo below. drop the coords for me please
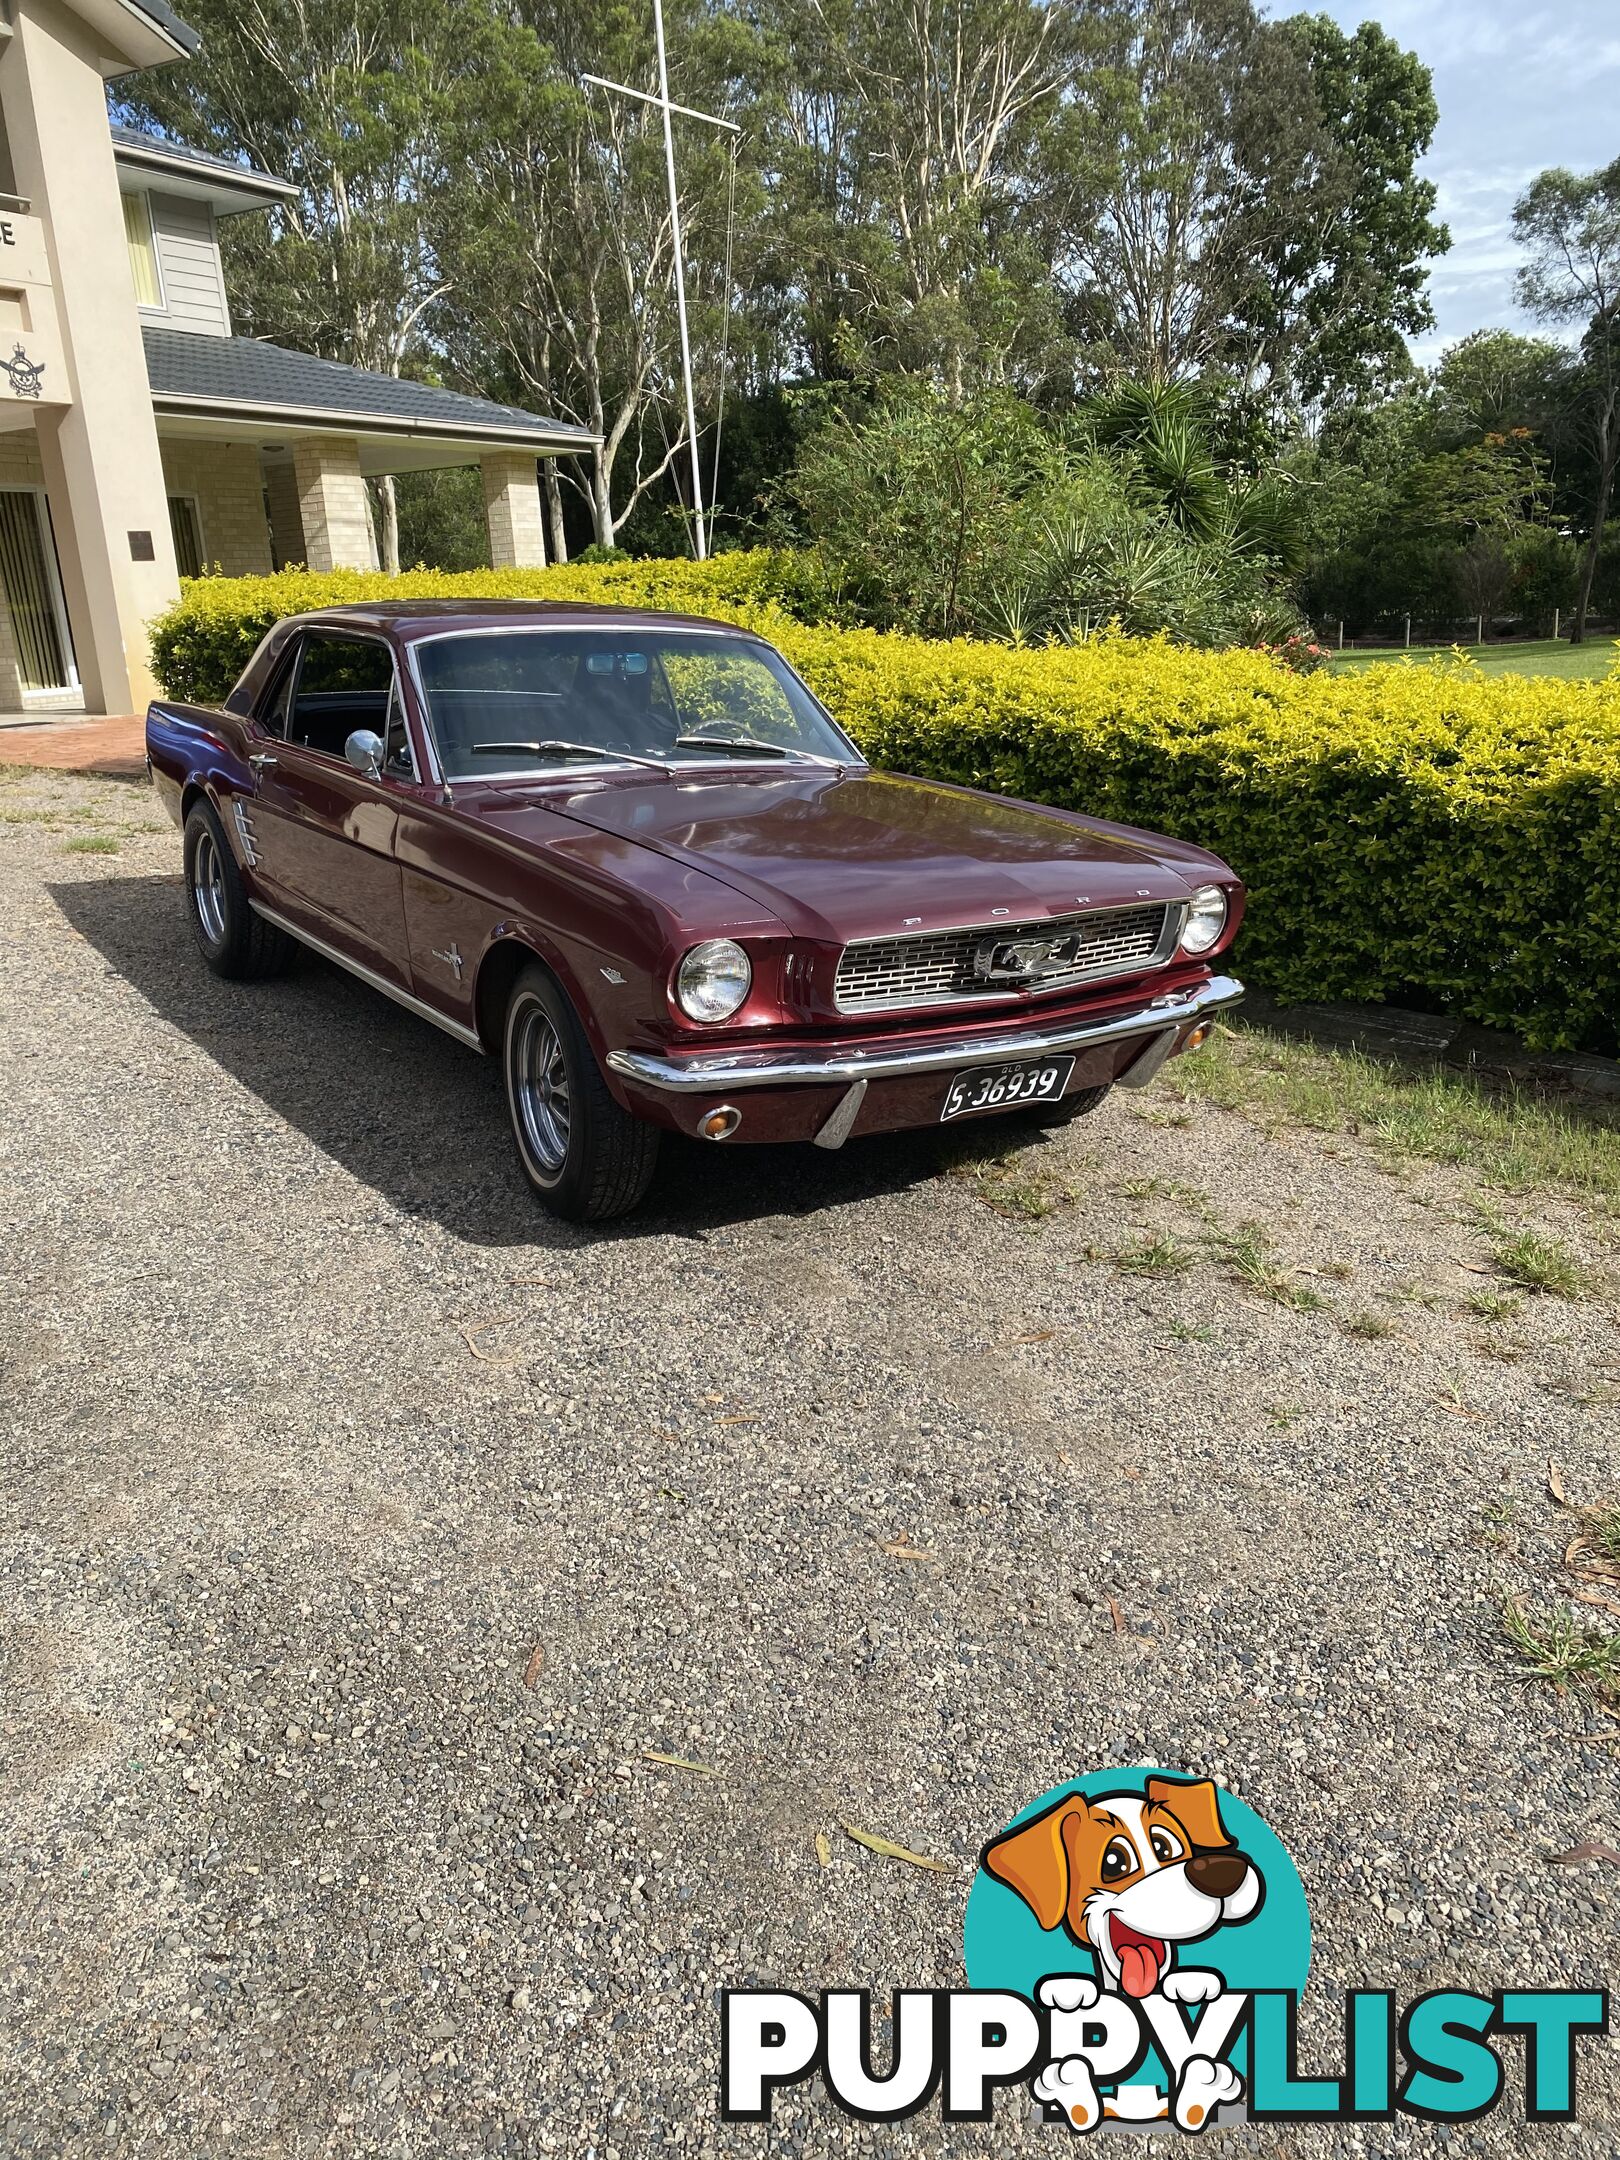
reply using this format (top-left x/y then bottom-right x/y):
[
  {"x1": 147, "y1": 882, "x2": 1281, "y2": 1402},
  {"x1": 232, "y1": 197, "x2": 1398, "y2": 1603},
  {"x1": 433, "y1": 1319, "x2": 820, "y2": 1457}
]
[{"x1": 940, "y1": 1055, "x2": 1075, "y2": 1122}]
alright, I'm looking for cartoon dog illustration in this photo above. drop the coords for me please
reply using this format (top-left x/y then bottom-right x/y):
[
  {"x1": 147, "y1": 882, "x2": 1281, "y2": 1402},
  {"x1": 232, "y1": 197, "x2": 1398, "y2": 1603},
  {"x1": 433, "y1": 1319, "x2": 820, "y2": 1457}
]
[{"x1": 981, "y1": 1776, "x2": 1263, "y2": 2133}]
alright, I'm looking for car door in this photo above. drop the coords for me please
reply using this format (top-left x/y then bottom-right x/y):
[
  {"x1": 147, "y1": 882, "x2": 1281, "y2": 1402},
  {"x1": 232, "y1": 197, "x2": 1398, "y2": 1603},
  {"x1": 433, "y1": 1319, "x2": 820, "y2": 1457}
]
[{"x1": 244, "y1": 629, "x2": 412, "y2": 987}]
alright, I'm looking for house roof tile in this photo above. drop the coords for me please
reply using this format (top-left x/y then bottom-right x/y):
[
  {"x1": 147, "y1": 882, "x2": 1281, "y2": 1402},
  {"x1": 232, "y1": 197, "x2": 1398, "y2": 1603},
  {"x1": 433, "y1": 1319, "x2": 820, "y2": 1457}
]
[{"x1": 142, "y1": 326, "x2": 595, "y2": 450}]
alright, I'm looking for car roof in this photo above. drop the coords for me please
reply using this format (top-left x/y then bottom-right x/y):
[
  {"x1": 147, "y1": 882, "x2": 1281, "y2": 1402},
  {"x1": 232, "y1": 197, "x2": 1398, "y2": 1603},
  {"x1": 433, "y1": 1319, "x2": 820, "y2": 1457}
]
[{"x1": 280, "y1": 599, "x2": 757, "y2": 640}]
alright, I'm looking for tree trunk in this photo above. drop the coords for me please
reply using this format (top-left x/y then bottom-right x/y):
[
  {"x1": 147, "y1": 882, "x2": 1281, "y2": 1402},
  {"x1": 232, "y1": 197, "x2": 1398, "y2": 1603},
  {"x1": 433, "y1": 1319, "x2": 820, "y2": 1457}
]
[
  {"x1": 544, "y1": 464, "x2": 568, "y2": 565},
  {"x1": 590, "y1": 450, "x2": 615, "y2": 549},
  {"x1": 362, "y1": 480, "x2": 383, "y2": 572},
  {"x1": 1571, "y1": 399, "x2": 1616, "y2": 643},
  {"x1": 377, "y1": 473, "x2": 401, "y2": 578}
]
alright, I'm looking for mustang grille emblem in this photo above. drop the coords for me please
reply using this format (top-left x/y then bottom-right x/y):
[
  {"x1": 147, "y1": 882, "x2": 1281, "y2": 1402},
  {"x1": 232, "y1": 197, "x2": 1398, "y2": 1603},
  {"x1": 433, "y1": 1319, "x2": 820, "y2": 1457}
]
[{"x1": 973, "y1": 931, "x2": 1088, "y2": 985}]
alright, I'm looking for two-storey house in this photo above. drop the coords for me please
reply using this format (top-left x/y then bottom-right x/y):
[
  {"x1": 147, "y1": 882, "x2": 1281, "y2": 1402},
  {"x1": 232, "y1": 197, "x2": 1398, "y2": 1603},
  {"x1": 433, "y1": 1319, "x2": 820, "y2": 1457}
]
[{"x1": 0, "y1": 0, "x2": 592, "y2": 718}]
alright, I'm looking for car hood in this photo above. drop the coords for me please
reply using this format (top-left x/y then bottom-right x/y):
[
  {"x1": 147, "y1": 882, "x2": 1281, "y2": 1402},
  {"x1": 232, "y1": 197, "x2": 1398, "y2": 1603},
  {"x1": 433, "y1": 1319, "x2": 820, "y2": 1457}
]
[{"x1": 505, "y1": 766, "x2": 1221, "y2": 942}]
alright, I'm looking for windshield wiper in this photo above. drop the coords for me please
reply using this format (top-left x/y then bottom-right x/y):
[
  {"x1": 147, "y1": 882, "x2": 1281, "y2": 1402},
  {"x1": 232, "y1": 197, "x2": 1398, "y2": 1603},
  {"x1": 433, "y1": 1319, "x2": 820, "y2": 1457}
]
[
  {"x1": 672, "y1": 734, "x2": 841, "y2": 767},
  {"x1": 468, "y1": 740, "x2": 671, "y2": 773}
]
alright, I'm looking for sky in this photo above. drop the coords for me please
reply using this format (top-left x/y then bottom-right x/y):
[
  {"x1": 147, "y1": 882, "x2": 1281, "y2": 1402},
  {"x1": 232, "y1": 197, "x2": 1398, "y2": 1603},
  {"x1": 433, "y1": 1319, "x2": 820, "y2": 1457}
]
[{"x1": 1302, "y1": 0, "x2": 1620, "y2": 363}]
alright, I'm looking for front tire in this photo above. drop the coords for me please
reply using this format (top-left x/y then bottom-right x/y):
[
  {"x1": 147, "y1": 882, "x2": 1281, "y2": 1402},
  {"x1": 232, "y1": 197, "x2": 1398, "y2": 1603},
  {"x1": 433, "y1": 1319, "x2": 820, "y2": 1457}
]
[
  {"x1": 1024, "y1": 1082, "x2": 1112, "y2": 1127},
  {"x1": 182, "y1": 799, "x2": 290, "y2": 980},
  {"x1": 503, "y1": 965, "x2": 659, "y2": 1222}
]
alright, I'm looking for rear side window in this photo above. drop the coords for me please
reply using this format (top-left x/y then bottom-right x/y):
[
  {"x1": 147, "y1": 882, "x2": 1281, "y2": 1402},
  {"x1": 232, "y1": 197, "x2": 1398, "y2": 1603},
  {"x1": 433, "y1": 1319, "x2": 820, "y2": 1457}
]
[{"x1": 290, "y1": 634, "x2": 395, "y2": 760}]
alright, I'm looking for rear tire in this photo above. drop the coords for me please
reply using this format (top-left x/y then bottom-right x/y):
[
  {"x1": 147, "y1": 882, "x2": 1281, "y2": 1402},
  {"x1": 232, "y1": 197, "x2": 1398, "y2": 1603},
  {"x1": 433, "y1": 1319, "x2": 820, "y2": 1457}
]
[
  {"x1": 503, "y1": 964, "x2": 660, "y2": 1222},
  {"x1": 183, "y1": 799, "x2": 290, "y2": 980}
]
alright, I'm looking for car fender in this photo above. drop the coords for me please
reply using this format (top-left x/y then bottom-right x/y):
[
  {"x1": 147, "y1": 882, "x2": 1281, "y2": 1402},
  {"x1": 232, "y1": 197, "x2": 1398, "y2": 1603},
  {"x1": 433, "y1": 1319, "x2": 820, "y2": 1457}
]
[
  {"x1": 429, "y1": 805, "x2": 787, "y2": 1091},
  {"x1": 468, "y1": 922, "x2": 616, "y2": 1067},
  {"x1": 147, "y1": 701, "x2": 256, "y2": 861}
]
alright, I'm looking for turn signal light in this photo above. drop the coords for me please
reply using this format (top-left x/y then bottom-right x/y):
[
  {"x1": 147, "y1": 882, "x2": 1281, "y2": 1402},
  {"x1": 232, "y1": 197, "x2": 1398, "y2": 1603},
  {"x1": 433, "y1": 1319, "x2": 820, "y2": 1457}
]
[
  {"x1": 1181, "y1": 1020, "x2": 1214, "y2": 1054},
  {"x1": 699, "y1": 1105, "x2": 743, "y2": 1140}
]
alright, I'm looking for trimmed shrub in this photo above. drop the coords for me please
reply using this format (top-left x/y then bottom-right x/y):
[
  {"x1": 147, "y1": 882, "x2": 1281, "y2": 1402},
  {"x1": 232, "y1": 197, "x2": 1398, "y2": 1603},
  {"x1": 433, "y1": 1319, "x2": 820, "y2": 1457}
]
[
  {"x1": 771, "y1": 623, "x2": 1620, "y2": 1050},
  {"x1": 147, "y1": 552, "x2": 816, "y2": 706},
  {"x1": 147, "y1": 559, "x2": 1620, "y2": 1050}
]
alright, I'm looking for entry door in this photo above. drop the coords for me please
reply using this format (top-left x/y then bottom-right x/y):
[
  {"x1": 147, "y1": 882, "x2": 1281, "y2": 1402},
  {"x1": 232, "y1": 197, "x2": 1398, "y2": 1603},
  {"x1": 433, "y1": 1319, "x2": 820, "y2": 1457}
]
[{"x1": 0, "y1": 488, "x2": 78, "y2": 696}]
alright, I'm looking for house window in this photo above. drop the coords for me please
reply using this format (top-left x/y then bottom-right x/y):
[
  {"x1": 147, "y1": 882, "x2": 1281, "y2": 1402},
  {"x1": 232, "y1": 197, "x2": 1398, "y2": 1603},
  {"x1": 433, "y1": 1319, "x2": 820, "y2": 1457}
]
[
  {"x1": 122, "y1": 190, "x2": 163, "y2": 308},
  {"x1": 0, "y1": 488, "x2": 78, "y2": 695},
  {"x1": 168, "y1": 495, "x2": 204, "y2": 578}
]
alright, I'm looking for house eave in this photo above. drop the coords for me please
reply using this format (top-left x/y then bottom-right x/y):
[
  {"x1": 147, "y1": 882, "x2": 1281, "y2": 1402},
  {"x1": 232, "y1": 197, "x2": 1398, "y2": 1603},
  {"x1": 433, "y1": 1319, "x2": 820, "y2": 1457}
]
[
  {"x1": 73, "y1": 0, "x2": 199, "y2": 73},
  {"x1": 119, "y1": 0, "x2": 199, "y2": 58},
  {"x1": 114, "y1": 140, "x2": 298, "y2": 216},
  {"x1": 149, "y1": 389, "x2": 599, "y2": 455}
]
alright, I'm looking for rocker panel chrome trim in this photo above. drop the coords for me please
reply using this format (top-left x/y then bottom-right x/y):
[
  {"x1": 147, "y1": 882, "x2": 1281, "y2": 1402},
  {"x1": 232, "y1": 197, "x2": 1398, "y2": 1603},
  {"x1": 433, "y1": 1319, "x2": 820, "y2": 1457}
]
[{"x1": 249, "y1": 901, "x2": 485, "y2": 1052}]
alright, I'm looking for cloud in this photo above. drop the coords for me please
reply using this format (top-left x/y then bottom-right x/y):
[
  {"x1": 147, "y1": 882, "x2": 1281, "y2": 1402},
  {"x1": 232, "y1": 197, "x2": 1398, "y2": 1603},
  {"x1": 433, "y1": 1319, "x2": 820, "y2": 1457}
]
[{"x1": 1283, "y1": 0, "x2": 1618, "y2": 350}]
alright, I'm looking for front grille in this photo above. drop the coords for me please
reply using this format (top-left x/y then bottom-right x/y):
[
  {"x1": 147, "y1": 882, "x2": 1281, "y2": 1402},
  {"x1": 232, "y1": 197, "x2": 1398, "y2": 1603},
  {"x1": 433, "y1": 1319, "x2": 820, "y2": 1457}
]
[{"x1": 833, "y1": 903, "x2": 1173, "y2": 1014}]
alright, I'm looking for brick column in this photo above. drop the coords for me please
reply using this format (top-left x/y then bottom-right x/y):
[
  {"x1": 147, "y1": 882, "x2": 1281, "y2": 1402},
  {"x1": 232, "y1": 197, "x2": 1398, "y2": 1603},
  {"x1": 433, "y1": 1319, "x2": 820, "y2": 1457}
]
[
  {"x1": 292, "y1": 437, "x2": 379, "y2": 573},
  {"x1": 481, "y1": 450, "x2": 546, "y2": 569}
]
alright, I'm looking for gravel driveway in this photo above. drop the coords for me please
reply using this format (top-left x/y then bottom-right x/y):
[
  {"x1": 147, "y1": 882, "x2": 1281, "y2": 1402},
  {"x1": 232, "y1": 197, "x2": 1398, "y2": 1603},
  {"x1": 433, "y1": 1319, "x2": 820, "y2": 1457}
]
[{"x1": 2, "y1": 768, "x2": 1616, "y2": 2157}]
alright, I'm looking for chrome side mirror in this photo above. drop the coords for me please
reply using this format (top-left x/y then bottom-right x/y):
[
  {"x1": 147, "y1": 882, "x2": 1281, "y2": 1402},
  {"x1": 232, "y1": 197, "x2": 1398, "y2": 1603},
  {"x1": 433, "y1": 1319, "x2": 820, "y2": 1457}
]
[{"x1": 345, "y1": 729, "x2": 385, "y2": 779}]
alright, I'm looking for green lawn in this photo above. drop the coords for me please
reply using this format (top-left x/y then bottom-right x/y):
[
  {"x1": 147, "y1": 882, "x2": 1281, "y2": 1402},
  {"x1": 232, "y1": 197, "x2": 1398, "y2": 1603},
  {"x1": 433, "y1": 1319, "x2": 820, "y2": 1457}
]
[
  {"x1": 1168, "y1": 1023, "x2": 1620, "y2": 1215},
  {"x1": 1331, "y1": 637, "x2": 1619, "y2": 681}
]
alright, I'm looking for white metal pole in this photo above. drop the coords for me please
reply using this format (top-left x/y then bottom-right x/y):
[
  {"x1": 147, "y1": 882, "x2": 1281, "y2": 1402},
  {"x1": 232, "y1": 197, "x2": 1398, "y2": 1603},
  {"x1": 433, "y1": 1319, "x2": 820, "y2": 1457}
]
[{"x1": 652, "y1": 0, "x2": 707, "y2": 560}]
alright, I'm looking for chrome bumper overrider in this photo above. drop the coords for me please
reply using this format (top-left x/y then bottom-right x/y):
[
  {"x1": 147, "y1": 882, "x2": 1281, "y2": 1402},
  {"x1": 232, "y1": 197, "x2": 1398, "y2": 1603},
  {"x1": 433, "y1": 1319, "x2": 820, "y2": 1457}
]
[{"x1": 606, "y1": 973, "x2": 1243, "y2": 1095}]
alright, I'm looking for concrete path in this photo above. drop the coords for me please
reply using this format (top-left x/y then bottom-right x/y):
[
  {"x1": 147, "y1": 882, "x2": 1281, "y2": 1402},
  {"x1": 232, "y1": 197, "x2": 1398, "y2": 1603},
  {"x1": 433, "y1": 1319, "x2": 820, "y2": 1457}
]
[{"x1": 0, "y1": 711, "x2": 144, "y2": 779}]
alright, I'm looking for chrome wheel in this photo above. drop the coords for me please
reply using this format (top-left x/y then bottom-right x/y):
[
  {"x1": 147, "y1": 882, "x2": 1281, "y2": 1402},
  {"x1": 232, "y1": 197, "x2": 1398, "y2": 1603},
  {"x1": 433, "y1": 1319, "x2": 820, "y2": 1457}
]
[
  {"x1": 501, "y1": 964, "x2": 660, "y2": 1220},
  {"x1": 192, "y1": 826, "x2": 226, "y2": 944},
  {"x1": 510, "y1": 996, "x2": 571, "y2": 1178}
]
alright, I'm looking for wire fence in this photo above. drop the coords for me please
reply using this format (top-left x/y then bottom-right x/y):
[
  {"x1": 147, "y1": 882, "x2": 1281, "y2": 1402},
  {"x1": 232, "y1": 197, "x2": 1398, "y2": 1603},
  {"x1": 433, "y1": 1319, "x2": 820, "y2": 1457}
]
[{"x1": 1313, "y1": 611, "x2": 1619, "y2": 652}]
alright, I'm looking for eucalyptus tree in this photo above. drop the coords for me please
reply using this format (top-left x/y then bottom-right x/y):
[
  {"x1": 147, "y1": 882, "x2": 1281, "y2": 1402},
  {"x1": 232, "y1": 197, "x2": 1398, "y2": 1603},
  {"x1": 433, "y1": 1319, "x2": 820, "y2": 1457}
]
[
  {"x1": 741, "y1": 0, "x2": 1084, "y2": 397},
  {"x1": 119, "y1": 0, "x2": 462, "y2": 572},
  {"x1": 1258, "y1": 14, "x2": 1446, "y2": 409},
  {"x1": 1038, "y1": 0, "x2": 1444, "y2": 412},
  {"x1": 1040, "y1": 0, "x2": 1291, "y2": 385},
  {"x1": 431, "y1": 0, "x2": 751, "y2": 553},
  {"x1": 1429, "y1": 330, "x2": 1574, "y2": 445},
  {"x1": 1513, "y1": 157, "x2": 1620, "y2": 641}
]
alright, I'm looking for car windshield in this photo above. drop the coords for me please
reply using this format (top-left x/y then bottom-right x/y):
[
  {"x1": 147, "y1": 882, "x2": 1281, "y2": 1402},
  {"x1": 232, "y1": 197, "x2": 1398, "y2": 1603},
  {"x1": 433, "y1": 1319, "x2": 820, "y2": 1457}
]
[{"x1": 412, "y1": 628, "x2": 858, "y2": 780}]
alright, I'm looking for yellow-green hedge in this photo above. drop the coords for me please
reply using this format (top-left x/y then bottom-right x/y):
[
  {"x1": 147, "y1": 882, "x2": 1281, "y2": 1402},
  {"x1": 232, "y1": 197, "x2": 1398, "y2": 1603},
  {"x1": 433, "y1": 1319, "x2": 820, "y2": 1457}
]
[
  {"x1": 148, "y1": 557, "x2": 1620, "y2": 1050},
  {"x1": 147, "y1": 552, "x2": 808, "y2": 705}
]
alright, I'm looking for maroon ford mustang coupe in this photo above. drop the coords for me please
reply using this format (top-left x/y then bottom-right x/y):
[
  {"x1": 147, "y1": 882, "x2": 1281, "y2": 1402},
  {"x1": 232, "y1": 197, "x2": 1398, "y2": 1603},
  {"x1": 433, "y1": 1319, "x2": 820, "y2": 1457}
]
[{"x1": 147, "y1": 603, "x2": 1244, "y2": 1220}]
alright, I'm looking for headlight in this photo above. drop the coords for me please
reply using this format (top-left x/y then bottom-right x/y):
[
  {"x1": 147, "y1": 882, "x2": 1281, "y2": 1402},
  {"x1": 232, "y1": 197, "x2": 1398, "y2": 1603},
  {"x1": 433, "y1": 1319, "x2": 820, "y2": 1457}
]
[
  {"x1": 675, "y1": 939, "x2": 752, "y2": 1022},
  {"x1": 1179, "y1": 884, "x2": 1228, "y2": 955}
]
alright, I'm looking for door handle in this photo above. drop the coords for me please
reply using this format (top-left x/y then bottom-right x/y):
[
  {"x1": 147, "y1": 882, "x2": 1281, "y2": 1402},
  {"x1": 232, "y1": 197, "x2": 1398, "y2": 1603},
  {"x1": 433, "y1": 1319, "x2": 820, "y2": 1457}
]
[{"x1": 249, "y1": 752, "x2": 278, "y2": 773}]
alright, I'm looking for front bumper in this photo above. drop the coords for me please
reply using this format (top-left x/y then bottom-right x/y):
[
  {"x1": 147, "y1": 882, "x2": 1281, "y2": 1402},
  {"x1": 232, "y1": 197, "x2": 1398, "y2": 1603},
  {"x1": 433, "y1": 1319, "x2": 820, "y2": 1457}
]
[{"x1": 607, "y1": 973, "x2": 1243, "y2": 1147}]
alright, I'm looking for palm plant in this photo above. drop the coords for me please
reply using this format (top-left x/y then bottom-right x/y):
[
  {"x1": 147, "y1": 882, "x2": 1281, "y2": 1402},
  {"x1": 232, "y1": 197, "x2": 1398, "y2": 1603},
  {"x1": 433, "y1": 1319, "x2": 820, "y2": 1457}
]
[
  {"x1": 1083, "y1": 376, "x2": 1301, "y2": 564},
  {"x1": 1134, "y1": 413, "x2": 1225, "y2": 540},
  {"x1": 1216, "y1": 477, "x2": 1306, "y2": 574}
]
